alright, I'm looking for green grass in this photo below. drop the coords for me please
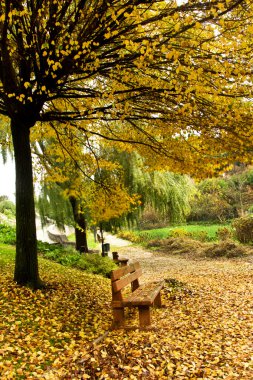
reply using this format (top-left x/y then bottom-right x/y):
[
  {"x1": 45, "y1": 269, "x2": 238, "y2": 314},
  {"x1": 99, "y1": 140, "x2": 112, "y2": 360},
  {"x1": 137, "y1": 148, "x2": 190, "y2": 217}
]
[
  {"x1": 0, "y1": 243, "x2": 15, "y2": 262},
  {"x1": 147, "y1": 224, "x2": 230, "y2": 239},
  {"x1": 0, "y1": 243, "x2": 15, "y2": 273},
  {"x1": 0, "y1": 240, "x2": 116, "y2": 278},
  {"x1": 120, "y1": 223, "x2": 232, "y2": 244},
  {"x1": 67, "y1": 230, "x2": 98, "y2": 249}
]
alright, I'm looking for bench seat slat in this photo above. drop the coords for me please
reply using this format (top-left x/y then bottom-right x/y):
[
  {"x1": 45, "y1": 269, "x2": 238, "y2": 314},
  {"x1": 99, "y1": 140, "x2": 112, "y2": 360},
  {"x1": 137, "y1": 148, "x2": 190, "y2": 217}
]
[{"x1": 123, "y1": 281, "x2": 164, "y2": 306}]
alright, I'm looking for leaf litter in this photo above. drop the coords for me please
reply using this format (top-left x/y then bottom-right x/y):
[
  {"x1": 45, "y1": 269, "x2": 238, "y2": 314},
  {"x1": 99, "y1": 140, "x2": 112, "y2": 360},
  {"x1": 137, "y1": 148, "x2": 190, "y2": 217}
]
[{"x1": 0, "y1": 247, "x2": 253, "y2": 379}]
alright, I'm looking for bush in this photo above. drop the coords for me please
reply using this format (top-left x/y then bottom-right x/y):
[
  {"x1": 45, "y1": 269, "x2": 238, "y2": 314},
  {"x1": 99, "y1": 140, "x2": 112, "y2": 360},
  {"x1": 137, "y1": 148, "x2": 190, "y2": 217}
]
[
  {"x1": 232, "y1": 216, "x2": 253, "y2": 243},
  {"x1": 169, "y1": 228, "x2": 213, "y2": 242},
  {"x1": 169, "y1": 228, "x2": 192, "y2": 239},
  {"x1": 190, "y1": 231, "x2": 209, "y2": 242},
  {"x1": 78, "y1": 254, "x2": 117, "y2": 277},
  {"x1": 119, "y1": 231, "x2": 153, "y2": 244},
  {"x1": 117, "y1": 231, "x2": 137, "y2": 242},
  {"x1": 0, "y1": 224, "x2": 16, "y2": 245},
  {"x1": 0, "y1": 200, "x2": 15, "y2": 215},
  {"x1": 216, "y1": 227, "x2": 232, "y2": 241},
  {"x1": 117, "y1": 230, "x2": 148, "y2": 243},
  {"x1": 138, "y1": 208, "x2": 167, "y2": 230},
  {"x1": 204, "y1": 240, "x2": 245, "y2": 258},
  {"x1": 38, "y1": 241, "x2": 117, "y2": 277},
  {"x1": 135, "y1": 232, "x2": 153, "y2": 244}
]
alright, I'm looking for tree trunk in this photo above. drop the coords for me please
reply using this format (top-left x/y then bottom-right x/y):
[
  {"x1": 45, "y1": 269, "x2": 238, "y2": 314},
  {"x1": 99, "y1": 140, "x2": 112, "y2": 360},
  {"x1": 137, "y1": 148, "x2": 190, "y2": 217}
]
[
  {"x1": 69, "y1": 197, "x2": 88, "y2": 253},
  {"x1": 11, "y1": 119, "x2": 41, "y2": 289}
]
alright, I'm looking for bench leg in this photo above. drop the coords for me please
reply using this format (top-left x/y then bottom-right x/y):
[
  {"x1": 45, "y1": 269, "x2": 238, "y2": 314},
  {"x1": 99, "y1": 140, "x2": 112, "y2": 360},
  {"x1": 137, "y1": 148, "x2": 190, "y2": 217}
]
[
  {"x1": 154, "y1": 291, "x2": 162, "y2": 307},
  {"x1": 138, "y1": 306, "x2": 151, "y2": 328},
  {"x1": 112, "y1": 307, "x2": 125, "y2": 329}
]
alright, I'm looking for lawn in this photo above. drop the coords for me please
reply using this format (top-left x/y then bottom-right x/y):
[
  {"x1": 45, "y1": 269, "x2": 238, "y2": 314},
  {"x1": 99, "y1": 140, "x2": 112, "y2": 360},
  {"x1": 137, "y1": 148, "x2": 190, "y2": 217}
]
[
  {"x1": 67, "y1": 230, "x2": 99, "y2": 250},
  {"x1": 0, "y1": 243, "x2": 15, "y2": 266},
  {"x1": 131, "y1": 223, "x2": 231, "y2": 242},
  {"x1": 1, "y1": 242, "x2": 253, "y2": 379}
]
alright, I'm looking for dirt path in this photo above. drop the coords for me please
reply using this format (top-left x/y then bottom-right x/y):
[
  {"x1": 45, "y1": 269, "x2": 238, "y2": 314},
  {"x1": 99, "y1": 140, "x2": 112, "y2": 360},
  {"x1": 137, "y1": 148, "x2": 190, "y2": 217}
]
[
  {"x1": 105, "y1": 233, "x2": 253, "y2": 283},
  {"x1": 104, "y1": 233, "x2": 132, "y2": 248},
  {"x1": 89, "y1": 236, "x2": 253, "y2": 379}
]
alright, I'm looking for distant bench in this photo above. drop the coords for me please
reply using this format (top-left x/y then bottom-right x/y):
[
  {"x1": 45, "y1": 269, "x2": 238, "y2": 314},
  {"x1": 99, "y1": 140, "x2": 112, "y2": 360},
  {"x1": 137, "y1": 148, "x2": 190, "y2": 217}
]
[
  {"x1": 111, "y1": 262, "x2": 164, "y2": 329},
  {"x1": 47, "y1": 230, "x2": 75, "y2": 246},
  {"x1": 112, "y1": 251, "x2": 129, "y2": 267}
]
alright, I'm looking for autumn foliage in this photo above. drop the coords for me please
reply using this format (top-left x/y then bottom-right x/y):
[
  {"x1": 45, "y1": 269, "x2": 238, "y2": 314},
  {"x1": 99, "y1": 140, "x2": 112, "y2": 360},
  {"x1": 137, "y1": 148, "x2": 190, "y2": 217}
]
[
  {"x1": 1, "y1": 245, "x2": 253, "y2": 379},
  {"x1": 1, "y1": 0, "x2": 253, "y2": 286}
]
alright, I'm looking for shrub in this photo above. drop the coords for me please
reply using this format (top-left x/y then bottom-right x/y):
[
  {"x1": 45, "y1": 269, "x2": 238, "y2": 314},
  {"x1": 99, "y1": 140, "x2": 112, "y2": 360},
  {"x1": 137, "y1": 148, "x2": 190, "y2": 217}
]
[
  {"x1": 204, "y1": 240, "x2": 245, "y2": 258},
  {"x1": 136, "y1": 232, "x2": 153, "y2": 244},
  {"x1": 117, "y1": 231, "x2": 137, "y2": 242},
  {"x1": 117, "y1": 230, "x2": 152, "y2": 244},
  {"x1": 138, "y1": 208, "x2": 167, "y2": 230},
  {"x1": 78, "y1": 254, "x2": 117, "y2": 277},
  {"x1": 216, "y1": 227, "x2": 232, "y2": 241},
  {"x1": 38, "y1": 241, "x2": 117, "y2": 277},
  {"x1": 169, "y1": 228, "x2": 192, "y2": 239},
  {"x1": 146, "y1": 239, "x2": 164, "y2": 248},
  {"x1": 232, "y1": 216, "x2": 253, "y2": 243},
  {"x1": 191, "y1": 231, "x2": 209, "y2": 242},
  {"x1": 0, "y1": 200, "x2": 16, "y2": 215},
  {"x1": 0, "y1": 224, "x2": 16, "y2": 245},
  {"x1": 170, "y1": 229, "x2": 213, "y2": 242}
]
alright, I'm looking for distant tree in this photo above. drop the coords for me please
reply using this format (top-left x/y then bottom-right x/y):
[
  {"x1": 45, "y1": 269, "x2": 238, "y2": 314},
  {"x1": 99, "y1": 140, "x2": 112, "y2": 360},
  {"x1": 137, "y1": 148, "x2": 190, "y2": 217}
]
[
  {"x1": 224, "y1": 168, "x2": 253, "y2": 217},
  {"x1": 37, "y1": 182, "x2": 89, "y2": 253},
  {"x1": 106, "y1": 150, "x2": 195, "y2": 228},
  {"x1": 0, "y1": 195, "x2": 8, "y2": 202},
  {"x1": 33, "y1": 126, "x2": 139, "y2": 252},
  {"x1": 37, "y1": 183, "x2": 74, "y2": 229},
  {"x1": 188, "y1": 167, "x2": 253, "y2": 222},
  {"x1": 0, "y1": 116, "x2": 12, "y2": 163},
  {"x1": 192, "y1": 178, "x2": 233, "y2": 222},
  {"x1": 0, "y1": 198, "x2": 15, "y2": 215}
]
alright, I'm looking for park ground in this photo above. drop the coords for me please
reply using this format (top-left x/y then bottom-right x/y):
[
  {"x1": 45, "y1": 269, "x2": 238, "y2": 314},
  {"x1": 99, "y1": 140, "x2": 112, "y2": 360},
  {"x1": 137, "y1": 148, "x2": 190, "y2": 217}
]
[{"x1": 0, "y1": 237, "x2": 253, "y2": 379}]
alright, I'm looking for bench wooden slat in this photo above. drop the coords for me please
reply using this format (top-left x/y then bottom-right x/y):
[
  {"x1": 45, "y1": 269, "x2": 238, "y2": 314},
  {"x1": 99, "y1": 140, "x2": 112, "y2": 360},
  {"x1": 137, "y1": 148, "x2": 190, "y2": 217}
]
[
  {"x1": 111, "y1": 262, "x2": 140, "y2": 281},
  {"x1": 123, "y1": 281, "x2": 164, "y2": 306},
  {"x1": 112, "y1": 268, "x2": 142, "y2": 293}
]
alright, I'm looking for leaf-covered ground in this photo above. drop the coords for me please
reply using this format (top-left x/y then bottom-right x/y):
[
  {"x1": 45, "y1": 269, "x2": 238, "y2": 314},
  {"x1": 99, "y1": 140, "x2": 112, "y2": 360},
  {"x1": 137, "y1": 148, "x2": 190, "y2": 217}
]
[{"x1": 1, "y1": 246, "x2": 253, "y2": 379}]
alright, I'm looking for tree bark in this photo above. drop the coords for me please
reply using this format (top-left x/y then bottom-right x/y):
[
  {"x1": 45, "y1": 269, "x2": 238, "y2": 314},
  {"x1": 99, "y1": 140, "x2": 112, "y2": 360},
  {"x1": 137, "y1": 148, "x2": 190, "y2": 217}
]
[
  {"x1": 69, "y1": 197, "x2": 89, "y2": 253},
  {"x1": 11, "y1": 119, "x2": 41, "y2": 288}
]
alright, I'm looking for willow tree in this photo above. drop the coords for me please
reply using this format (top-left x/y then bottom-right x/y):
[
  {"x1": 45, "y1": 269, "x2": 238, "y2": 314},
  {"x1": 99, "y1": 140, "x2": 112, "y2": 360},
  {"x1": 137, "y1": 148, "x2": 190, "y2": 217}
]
[
  {"x1": 33, "y1": 123, "x2": 139, "y2": 253},
  {"x1": 99, "y1": 149, "x2": 195, "y2": 228},
  {"x1": 0, "y1": 0, "x2": 252, "y2": 288}
]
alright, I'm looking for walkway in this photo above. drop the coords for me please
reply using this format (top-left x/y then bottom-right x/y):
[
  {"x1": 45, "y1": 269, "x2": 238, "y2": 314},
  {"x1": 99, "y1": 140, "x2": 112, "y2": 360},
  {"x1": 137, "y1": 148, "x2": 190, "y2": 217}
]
[{"x1": 106, "y1": 234, "x2": 253, "y2": 283}]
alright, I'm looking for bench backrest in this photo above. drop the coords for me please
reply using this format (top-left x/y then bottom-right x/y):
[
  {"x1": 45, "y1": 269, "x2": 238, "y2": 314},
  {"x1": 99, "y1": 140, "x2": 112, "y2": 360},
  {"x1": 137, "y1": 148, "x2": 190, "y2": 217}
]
[{"x1": 111, "y1": 262, "x2": 142, "y2": 294}]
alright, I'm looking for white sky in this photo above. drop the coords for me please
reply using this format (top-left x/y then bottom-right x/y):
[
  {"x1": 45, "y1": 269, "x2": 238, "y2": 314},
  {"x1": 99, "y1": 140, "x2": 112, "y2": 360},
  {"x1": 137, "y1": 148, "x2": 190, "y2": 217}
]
[{"x1": 0, "y1": 157, "x2": 15, "y2": 203}]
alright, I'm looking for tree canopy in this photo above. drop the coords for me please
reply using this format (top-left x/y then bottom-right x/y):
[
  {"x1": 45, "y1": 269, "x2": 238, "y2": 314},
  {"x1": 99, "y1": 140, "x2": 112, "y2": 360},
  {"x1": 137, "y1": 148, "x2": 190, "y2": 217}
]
[
  {"x1": 1, "y1": 0, "x2": 253, "y2": 287},
  {"x1": 1, "y1": 1, "x2": 252, "y2": 166}
]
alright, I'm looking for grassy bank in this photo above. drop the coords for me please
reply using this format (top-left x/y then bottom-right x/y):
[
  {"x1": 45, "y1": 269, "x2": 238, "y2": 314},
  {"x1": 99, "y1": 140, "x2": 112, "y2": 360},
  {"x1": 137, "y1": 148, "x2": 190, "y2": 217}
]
[{"x1": 118, "y1": 223, "x2": 232, "y2": 244}]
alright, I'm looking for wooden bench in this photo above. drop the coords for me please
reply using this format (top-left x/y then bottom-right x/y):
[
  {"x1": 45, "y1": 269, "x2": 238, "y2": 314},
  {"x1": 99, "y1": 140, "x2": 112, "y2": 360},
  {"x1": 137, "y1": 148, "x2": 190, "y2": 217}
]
[
  {"x1": 47, "y1": 230, "x2": 75, "y2": 247},
  {"x1": 111, "y1": 262, "x2": 164, "y2": 329},
  {"x1": 112, "y1": 251, "x2": 129, "y2": 267}
]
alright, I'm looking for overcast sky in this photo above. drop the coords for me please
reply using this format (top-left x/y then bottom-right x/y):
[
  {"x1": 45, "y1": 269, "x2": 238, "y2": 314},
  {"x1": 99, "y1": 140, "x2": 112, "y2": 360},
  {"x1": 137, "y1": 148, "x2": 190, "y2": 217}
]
[{"x1": 0, "y1": 157, "x2": 15, "y2": 202}]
